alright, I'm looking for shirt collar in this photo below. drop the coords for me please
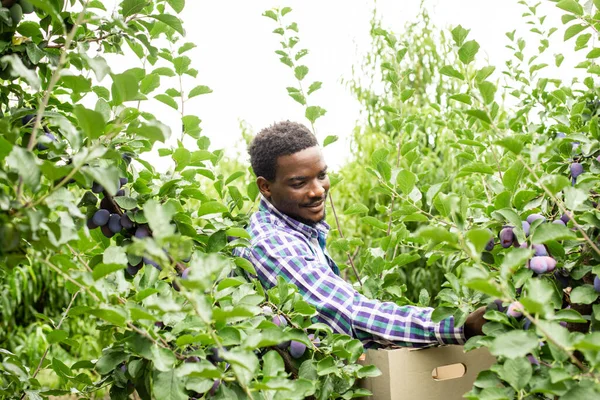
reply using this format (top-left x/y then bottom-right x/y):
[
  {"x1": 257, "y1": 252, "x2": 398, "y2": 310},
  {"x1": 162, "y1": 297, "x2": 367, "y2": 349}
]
[{"x1": 258, "y1": 195, "x2": 329, "y2": 239}]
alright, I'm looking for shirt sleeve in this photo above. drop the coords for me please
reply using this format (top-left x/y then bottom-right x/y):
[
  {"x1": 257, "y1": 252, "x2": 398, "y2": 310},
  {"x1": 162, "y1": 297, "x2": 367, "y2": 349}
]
[{"x1": 247, "y1": 232, "x2": 465, "y2": 347}]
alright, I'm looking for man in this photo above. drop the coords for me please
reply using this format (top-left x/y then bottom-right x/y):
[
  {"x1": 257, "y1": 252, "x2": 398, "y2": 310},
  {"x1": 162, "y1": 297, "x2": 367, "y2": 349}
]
[{"x1": 237, "y1": 120, "x2": 485, "y2": 348}]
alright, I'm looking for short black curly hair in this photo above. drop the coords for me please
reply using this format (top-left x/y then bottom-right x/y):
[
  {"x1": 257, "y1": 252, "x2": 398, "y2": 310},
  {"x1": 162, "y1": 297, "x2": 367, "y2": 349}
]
[{"x1": 249, "y1": 121, "x2": 318, "y2": 181}]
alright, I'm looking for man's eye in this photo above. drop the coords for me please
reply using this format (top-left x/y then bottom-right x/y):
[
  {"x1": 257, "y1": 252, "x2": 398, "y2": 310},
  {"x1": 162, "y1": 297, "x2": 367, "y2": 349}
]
[
  {"x1": 291, "y1": 182, "x2": 304, "y2": 188},
  {"x1": 319, "y1": 173, "x2": 327, "y2": 179}
]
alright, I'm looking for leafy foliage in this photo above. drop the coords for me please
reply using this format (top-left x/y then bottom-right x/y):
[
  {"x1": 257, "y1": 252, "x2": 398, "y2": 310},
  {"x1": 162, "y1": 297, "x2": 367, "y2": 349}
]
[{"x1": 3, "y1": 0, "x2": 600, "y2": 399}]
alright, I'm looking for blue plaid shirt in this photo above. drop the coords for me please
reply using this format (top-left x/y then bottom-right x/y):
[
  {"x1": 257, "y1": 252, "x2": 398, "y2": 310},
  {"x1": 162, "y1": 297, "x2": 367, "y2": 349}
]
[{"x1": 236, "y1": 196, "x2": 465, "y2": 347}]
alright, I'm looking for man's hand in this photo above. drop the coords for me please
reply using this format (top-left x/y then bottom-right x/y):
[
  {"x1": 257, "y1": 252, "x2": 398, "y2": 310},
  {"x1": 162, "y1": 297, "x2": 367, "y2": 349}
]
[{"x1": 464, "y1": 306, "x2": 487, "y2": 340}]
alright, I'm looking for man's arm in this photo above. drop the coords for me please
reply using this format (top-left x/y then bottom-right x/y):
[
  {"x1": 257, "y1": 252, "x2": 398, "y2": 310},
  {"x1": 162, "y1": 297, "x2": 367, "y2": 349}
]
[{"x1": 248, "y1": 233, "x2": 466, "y2": 347}]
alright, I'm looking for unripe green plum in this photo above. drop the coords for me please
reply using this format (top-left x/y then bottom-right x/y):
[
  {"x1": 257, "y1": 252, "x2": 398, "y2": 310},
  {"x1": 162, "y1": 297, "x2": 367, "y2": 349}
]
[
  {"x1": 20, "y1": 0, "x2": 34, "y2": 14},
  {"x1": 9, "y1": 4, "x2": 22, "y2": 25}
]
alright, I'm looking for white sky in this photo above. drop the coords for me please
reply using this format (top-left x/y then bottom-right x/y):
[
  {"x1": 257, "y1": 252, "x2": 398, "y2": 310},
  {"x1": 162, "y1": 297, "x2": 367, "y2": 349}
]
[{"x1": 101, "y1": 0, "x2": 584, "y2": 172}]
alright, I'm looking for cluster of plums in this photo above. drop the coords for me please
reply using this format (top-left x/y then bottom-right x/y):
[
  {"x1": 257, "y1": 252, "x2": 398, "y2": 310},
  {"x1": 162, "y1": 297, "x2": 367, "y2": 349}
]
[
  {"x1": 86, "y1": 177, "x2": 135, "y2": 238},
  {"x1": 486, "y1": 213, "x2": 569, "y2": 275},
  {"x1": 84, "y1": 177, "x2": 163, "y2": 276}
]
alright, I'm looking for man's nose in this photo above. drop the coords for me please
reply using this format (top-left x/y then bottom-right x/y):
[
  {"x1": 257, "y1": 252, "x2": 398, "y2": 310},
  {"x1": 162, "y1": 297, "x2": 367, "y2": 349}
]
[{"x1": 309, "y1": 180, "x2": 325, "y2": 198}]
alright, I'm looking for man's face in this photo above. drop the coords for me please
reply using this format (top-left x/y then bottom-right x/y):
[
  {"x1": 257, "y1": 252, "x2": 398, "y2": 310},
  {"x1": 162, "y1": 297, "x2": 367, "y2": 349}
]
[{"x1": 258, "y1": 146, "x2": 330, "y2": 225}]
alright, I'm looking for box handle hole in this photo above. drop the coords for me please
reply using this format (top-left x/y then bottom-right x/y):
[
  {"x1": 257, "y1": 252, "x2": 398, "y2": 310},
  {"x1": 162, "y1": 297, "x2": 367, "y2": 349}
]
[{"x1": 431, "y1": 363, "x2": 466, "y2": 381}]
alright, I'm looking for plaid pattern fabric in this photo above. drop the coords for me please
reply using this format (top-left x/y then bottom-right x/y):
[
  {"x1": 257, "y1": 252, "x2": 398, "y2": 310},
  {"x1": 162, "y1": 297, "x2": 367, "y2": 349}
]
[{"x1": 236, "y1": 196, "x2": 465, "y2": 348}]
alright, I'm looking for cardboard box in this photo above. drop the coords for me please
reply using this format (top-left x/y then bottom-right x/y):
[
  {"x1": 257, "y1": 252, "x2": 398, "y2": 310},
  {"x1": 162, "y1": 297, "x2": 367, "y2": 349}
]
[{"x1": 359, "y1": 346, "x2": 496, "y2": 400}]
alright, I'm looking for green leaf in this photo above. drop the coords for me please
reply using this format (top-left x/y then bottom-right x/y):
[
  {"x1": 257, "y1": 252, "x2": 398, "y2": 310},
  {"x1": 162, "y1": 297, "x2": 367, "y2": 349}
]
[
  {"x1": 396, "y1": 169, "x2": 416, "y2": 194},
  {"x1": 121, "y1": 0, "x2": 149, "y2": 17},
  {"x1": 490, "y1": 331, "x2": 539, "y2": 358},
  {"x1": 495, "y1": 137, "x2": 524, "y2": 155},
  {"x1": 570, "y1": 285, "x2": 599, "y2": 304},
  {"x1": 587, "y1": 48, "x2": 600, "y2": 59},
  {"x1": 465, "y1": 109, "x2": 491, "y2": 124},
  {"x1": 540, "y1": 174, "x2": 570, "y2": 195},
  {"x1": 451, "y1": 25, "x2": 470, "y2": 46},
  {"x1": 323, "y1": 135, "x2": 338, "y2": 147},
  {"x1": 343, "y1": 203, "x2": 369, "y2": 215},
  {"x1": 0, "y1": 55, "x2": 40, "y2": 90},
  {"x1": 557, "y1": 0, "x2": 584, "y2": 16},
  {"x1": 92, "y1": 263, "x2": 126, "y2": 280},
  {"x1": 198, "y1": 201, "x2": 228, "y2": 216},
  {"x1": 449, "y1": 94, "x2": 472, "y2": 104},
  {"x1": 262, "y1": 350, "x2": 285, "y2": 378},
  {"x1": 458, "y1": 40, "x2": 480, "y2": 64},
  {"x1": 111, "y1": 71, "x2": 140, "y2": 105},
  {"x1": 307, "y1": 81, "x2": 322, "y2": 95},
  {"x1": 6, "y1": 147, "x2": 40, "y2": 191},
  {"x1": 501, "y1": 358, "x2": 532, "y2": 390},
  {"x1": 400, "y1": 89, "x2": 414, "y2": 102},
  {"x1": 113, "y1": 196, "x2": 138, "y2": 210},
  {"x1": 88, "y1": 308, "x2": 127, "y2": 327},
  {"x1": 155, "y1": 94, "x2": 178, "y2": 110},
  {"x1": 439, "y1": 65, "x2": 465, "y2": 80},
  {"x1": 234, "y1": 257, "x2": 256, "y2": 275},
  {"x1": 478, "y1": 81, "x2": 496, "y2": 104},
  {"x1": 263, "y1": 10, "x2": 278, "y2": 21},
  {"x1": 467, "y1": 229, "x2": 493, "y2": 253},
  {"x1": 150, "y1": 14, "x2": 185, "y2": 36},
  {"x1": 531, "y1": 223, "x2": 577, "y2": 243},
  {"x1": 416, "y1": 226, "x2": 457, "y2": 244},
  {"x1": 500, "y1": 248, "x2": 532, "y2": 278},
  {"x1": 188, "y1": 85, "x2": 212, "y2": 98},
  {"x1": 167, "y1": 0, "x2": 185, "y2": 13},
  {"x1": 294, "y1": 65, "x2": 309, "y2": 81},
  {"x1": 140, "y1": 73, "x2": 160, "y2": 94},
  {"x1": 103, "y1": 246, "x2": 128, "y2": 265},
  {"x1": 305, "y1": 106, "x2": 326, "y2": 124},
  {"x1": 47, "y1": 330, "x2": 69, "y2": 344},
  {"x1": 144, "y1": 199, "x2": 177, "y2": 239},
  {"x1": 564, "y1": 24, "x2": 587, "y2": 40},
  {"x1": 82, "y1": 166, "x2": 120, "y2": 196},
  {"x1": 564, "y1": 186, "x2": 588, "y2": 210},
  {"x1": 73, "y1": 105, "x2": 105, "y2": 139},
  {"x1": 153, "y1": 369, "x2": 188, "y2": 400}
]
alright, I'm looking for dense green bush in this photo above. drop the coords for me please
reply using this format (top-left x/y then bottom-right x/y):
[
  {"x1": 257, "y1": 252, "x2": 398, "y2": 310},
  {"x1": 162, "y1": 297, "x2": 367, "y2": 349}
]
[{"x1": 2, "y1": 0, "x2": 600, "y2": 399}]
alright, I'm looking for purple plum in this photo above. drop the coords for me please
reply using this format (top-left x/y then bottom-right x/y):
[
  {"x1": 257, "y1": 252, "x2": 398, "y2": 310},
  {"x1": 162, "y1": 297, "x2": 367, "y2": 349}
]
[
  {"x1": 594, "y1": 276, "x2": 600, "y2": 293},
  {"x1": 529, "y1": 256, "x2": 557, "y2": 274},
  {"x1": 289, "y1": 341, "x2": 306, "y2": 359},
  {"x1": 532, "y1": 244, "x2": 548, "y2": 257},
  {"x1": 181, "y1": 268, "x2": 190, "y2": 279},
  {"x1": 499, "y1": 227, "x2": 515, "y2": 248},
  {"x1": 571, "y1": 162, "x2": 583, "y2": 183},
  {"x1": 552, "y1": 219, "x2": 566, "y2": 226},
  {"x1": 485, "y1": 238, "x2": 495, "y2": 251},
  {"x1": 272, "y1": 315, "x2": 288, "y2": 328},
  {"x1": 526, "y1": 213, "x2": 545, "y2": 225},
  {"x1": 527, "y1": 355, "x2": 540, "y2": 366},
  {"x1": 308, "y1": 333, "x2": 321, "y2": 347},
  {"x1": 507, "y1": 301, "x2": 524, "y2": 318},
  {"x1": 522, "y1": 221, "x2": 530, "y2": 237},
  {"x1": 560, "y1": 212, "x2": 572, "y2": 224}
]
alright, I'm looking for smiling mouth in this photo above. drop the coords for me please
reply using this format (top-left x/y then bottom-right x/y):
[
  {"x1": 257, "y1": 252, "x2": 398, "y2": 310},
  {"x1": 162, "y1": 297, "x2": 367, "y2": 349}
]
[{"x1": 304, "y1": 200, "x2": 324, "y2": 209}]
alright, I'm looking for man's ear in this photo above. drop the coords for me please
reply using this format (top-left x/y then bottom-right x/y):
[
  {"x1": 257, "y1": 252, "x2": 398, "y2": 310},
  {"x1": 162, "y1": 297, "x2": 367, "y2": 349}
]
[{"x1": 256, "y1": 177, "x2": 272, "y2": 199}]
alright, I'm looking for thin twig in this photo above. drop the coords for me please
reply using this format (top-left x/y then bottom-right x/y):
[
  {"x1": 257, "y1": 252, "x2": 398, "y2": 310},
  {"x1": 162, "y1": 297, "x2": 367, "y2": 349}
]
[{"x1": 22, "y1": 290, "x2": 81, "y2": 399}]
